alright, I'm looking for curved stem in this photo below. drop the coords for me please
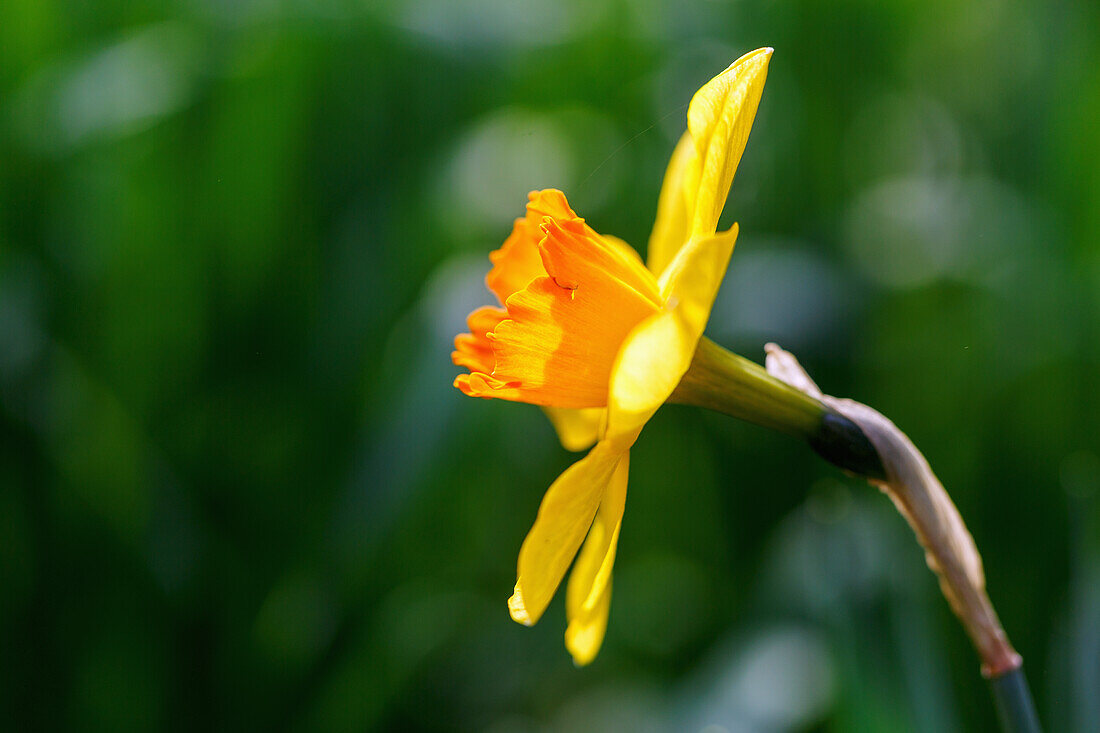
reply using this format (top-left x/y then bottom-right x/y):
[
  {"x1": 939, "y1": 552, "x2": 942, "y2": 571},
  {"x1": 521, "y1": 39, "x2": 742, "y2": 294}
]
[
  {"x1": 675, "y1": 338, "x2": 1042, "y2": 732},
  {"x1": 761, "y1": 343, "x2": 1041, "y2": 733}
]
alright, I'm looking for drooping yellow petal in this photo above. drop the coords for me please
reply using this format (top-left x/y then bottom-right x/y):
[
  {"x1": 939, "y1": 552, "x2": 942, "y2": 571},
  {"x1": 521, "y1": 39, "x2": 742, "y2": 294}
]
[
  {"x1": 565, "y1": 452, "x2": 628, "y2": 665},
  {"x1": 566, "y1": 579, "x2": 611, "y2": 667},
  {"x1": 647, "y1": 131, "x2": 694, "y2": 278},
  {"x1": 685, "y1": 48, "x2": 771, "y2": 239},
  {"x1": 543, "y1": 407, "x2": 604, "y2": 452},
  {"x1": 508, "y1": 441, "x2": 625, "y2": 626},
  {"x1": 607, "y1": 226, "x2": 739, "y2": 441}
]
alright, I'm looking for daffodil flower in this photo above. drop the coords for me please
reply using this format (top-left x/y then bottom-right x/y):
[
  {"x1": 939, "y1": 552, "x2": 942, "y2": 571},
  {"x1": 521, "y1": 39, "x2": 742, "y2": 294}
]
[
  {"x1": 453, "y1": 48, "x2": 774, "y2": 665},
  {"x1": 449, "y1": 45, "x2": 1037, "y2": 732}
]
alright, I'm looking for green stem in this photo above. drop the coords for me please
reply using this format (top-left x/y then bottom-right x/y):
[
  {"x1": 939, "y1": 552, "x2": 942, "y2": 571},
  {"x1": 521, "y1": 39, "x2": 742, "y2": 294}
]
[
  {"x1": 671, "y1": 336, "x2": 822, "y2": 436},
  {"x1": 671, "y1": 337, "x2": 886, "y2": 480},
  {"x1": 990, "y1": 666, "x2": 1042, "y2": 733}
]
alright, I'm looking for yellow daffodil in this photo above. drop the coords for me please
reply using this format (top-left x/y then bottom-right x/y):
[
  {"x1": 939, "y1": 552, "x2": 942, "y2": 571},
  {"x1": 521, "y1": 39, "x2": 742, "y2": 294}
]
[{"x1": 453, "y1": 48, "x2": 772, "y2": 665}]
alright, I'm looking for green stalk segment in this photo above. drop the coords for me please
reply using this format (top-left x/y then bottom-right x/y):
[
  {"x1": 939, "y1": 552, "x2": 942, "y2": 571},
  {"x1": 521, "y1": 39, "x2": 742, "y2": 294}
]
[
  {"x1": 671, "y1": 336, "x2": 824, "y2": 437},
  {"x1": 990, "y1": 667, "x2": 1042, "y2": 733},
  {"x1": 671, "y1": 337, "x2": 885, "y2": 480}
]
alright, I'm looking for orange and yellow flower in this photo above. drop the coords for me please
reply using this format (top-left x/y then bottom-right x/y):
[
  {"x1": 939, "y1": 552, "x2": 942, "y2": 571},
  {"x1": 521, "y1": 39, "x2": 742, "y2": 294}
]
[{"x1": 452, "y1": 48, "x2": 772, "y2": 664}]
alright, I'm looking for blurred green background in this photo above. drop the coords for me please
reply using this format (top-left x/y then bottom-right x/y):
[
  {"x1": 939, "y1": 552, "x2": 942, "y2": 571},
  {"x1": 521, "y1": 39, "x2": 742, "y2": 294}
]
[{"x1": 2, "y1": 0, "x2": 1098, "y2": 731}]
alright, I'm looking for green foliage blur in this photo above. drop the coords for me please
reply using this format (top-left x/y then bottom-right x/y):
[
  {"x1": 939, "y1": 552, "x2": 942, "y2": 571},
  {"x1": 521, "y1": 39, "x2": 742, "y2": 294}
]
[{"x1": 2, "y1": 0, "x2": 1098, "y2": 731}]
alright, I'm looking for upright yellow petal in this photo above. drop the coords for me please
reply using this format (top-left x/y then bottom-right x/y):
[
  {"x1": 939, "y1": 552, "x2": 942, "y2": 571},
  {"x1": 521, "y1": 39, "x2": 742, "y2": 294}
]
[
  {"x1": 565, "y1": 453, "x2": 628, "y2": 665},
  {"x1": 605, "y1": 313, "x2": 688, "y2": 445},
  {"x1": 508, "y1": 441, "x2": 625, "y2": 626},
  {"x1": 646, "y1": 132, "x2": 694, "y2": 278},
  {"x1": 686, "y1": 48, "x2": 771, "y2": 239},
  {"x1": 656, "y1": 225, "x2": 739, "y2": 327},
  {"x1": 543, "y1": 407, "x2": 604, "y2": 452},
  {"x1": 607, "y1": 226, "x2": 739, "y2": 441}
]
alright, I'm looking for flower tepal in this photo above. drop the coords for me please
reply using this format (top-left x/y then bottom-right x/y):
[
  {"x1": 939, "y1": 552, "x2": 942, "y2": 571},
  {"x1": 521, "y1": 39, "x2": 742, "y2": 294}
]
[{"x1": 452, "y1": 48, "x2": 772, "y2": 664}]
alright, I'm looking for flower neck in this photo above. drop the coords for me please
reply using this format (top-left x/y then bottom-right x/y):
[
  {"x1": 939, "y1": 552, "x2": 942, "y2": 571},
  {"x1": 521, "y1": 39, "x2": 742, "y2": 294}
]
[{"x1": 671, "y1": 338, "x2": 886, "y2": 480}]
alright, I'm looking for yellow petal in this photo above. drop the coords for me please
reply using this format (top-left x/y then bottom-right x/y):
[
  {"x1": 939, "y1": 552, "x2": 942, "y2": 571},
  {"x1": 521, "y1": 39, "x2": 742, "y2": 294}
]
[
  {"x1": 566, "y1": 581, "x2": 611, "y2": 667},
  {"x1": 565, "y1": 452, "x2": 628, "y2": 665},
  {"x1": 686, "y1": 48, "x2": 771, "y2": 239},
  {"x1": 543, "y1": 407, "x2": 604, "y2": 452},
  {"x1": 656, "y1": 224, "x2": 739, "y2": 324},
  {"x1": 508, "y1": 441, "x2": 625, "y2": 626},
  {"x1": 646, "y1": 131, "x2": 694, "y2": 278},
  {"x1": 607, "y1": 226, "x2": 739, "y2": 441},
  {"x1": 605, "y1": 312, "x2": 687, "y2": 444},
  {"x1": 601, "y1": 233, "x2": 648, "y2": 271}
]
